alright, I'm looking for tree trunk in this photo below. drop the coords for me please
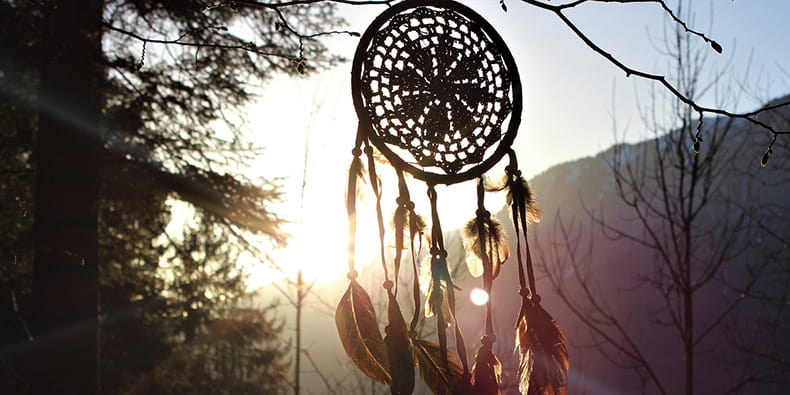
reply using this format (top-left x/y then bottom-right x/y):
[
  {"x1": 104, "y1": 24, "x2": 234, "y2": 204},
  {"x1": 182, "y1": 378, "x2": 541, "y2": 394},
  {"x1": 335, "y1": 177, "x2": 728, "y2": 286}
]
[{"x1": 31, "y1": 0, "x2": 105, "y2": 393}]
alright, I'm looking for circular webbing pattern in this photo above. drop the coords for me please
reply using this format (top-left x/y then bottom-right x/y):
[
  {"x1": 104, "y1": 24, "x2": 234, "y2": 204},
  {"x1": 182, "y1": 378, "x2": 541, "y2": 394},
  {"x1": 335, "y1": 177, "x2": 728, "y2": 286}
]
[{"x1": 352, "y1": 0, "x2": 521, "y2": 184}]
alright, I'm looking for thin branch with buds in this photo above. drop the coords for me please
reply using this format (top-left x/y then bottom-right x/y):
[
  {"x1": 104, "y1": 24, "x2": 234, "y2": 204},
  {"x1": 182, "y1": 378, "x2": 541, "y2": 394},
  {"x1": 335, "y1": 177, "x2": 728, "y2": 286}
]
[{"x1": 103, "y1": 22, "x2": 301, "y2": 61}]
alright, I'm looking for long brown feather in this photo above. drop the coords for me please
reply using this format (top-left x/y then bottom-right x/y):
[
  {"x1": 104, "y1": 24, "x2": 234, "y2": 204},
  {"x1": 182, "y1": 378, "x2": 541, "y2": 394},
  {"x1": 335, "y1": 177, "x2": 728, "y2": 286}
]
[
  {"x1": 470, "y1": 341, "x2": 502, "y2": 395},
  {"x1": 520, "y1": 301, "x2": 569, "y2": 395},
  {"x1": 414, "y1": 340, "x2": 471, "y2": 395},
  {"x1": 335, "y1": 280, "x2": 391, "y2": 384},
  {"x1": 385, "y1": 293, "x2": 415, "y2": 395},
  {"x1": 516, "y1": 308, "x2": 534, "y2": 394}
]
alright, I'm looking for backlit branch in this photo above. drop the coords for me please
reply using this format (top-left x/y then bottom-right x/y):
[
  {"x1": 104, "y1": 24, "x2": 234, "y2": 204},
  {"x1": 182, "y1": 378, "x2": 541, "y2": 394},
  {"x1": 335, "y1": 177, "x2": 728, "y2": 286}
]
[
  {"x1": 227, "y1": 0, "x2": 391, "y2": 9},
  {"x1": 561, "y1": 0, "x2": 721, "y2": 51},
  {"x1": 516, "y1": 0, "x2": 790, "y2": 163},
  {"x1": 104, "y1": 1, "x2": 359, "y2": 73},
  {"x1": 269, "y1": 7, "x2": 360, "y2": 71},
  {"x1": 103, "y1": 22, "x2": 300, "y2": 61}
]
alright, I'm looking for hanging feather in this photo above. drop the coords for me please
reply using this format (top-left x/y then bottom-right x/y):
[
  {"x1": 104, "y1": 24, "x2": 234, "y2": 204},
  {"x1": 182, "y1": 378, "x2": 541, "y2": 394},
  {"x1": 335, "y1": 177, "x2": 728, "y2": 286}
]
[
  {"x1": 335, "y1": 280, "x2": 391, "y2": 384},
  {"x1": 393, "y1": 203, "x2": 428, "y2": 246},
  {"x1": 392, "y1": 201, "x2": 429, "y2": 292},
  {"x1": 470, "y1": 340, "x2": 502, "y2": 395},
  {"x1": 423, "y1": 247, "x2": 458, "y2": 375},
  {"x1": 346, "y1": 150, "x2": 364, "y2": 274},
  {"x1": 516, "y1": 309, "x2": 535, "y2": 395},
  {"x1": 385, "y1": 292, "x2": 415, "y2": 395},
  {"x1": 408, "y1": 207, "x2": 428, "y2": 331},
  {"x1": 487, "y1": 174, "x2": 542, "y2": 225},
  {"x1": 393, "y1": 201, "x2": 408, "y2": 295},
  {"x1": 414, "y1": 340, "x2": 474, "y2": 395},
  {"x1": 462, "y1": 213, "x2": 510, "y2": 278},
  {"x1": 516, "y1": 299, "x2": 569, "y2": 395},
  {"x1": 409, "y1": 211, "x2": 428, "y2": 245},
  {"x1": 424, "y1": 276, "x2": 452, "y2": 328},
  {"x1": 507, "y1": 175, "x2": 542, "y2": 224},
  {"x1": 423, "y1": 255, "x2": 452, "y2": 329}
]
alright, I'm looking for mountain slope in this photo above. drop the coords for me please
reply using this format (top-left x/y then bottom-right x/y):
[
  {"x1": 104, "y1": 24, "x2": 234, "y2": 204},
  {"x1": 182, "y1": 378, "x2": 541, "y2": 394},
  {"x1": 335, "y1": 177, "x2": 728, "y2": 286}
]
[{"x1": 485, "y1": 98, "x2": 790, "y2": 394}]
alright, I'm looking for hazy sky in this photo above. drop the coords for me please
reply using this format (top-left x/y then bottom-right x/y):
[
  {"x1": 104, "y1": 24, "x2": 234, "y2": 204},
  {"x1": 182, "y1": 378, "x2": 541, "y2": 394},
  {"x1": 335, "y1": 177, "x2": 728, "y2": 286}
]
[{"x1": 241, "y1": 0, "x2": 790, "y2": 288}]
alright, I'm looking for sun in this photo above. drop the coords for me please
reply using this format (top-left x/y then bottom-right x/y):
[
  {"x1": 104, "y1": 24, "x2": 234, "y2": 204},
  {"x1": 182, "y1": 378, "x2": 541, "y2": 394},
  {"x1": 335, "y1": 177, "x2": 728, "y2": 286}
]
[{"x1": 244, "y1": 173, "x2": 385, "y2": 289}]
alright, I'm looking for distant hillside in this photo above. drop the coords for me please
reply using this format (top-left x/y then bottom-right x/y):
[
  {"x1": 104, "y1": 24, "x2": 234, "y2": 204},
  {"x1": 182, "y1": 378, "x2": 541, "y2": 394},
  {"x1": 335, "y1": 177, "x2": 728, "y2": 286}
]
[{"x1": 461, "y1": 96, "x2": 790, "y2": 394}]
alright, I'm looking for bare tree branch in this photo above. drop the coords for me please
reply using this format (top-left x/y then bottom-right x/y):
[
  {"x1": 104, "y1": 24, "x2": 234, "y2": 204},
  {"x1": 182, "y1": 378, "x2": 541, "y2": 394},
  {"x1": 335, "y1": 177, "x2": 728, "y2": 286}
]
[{"x1": 517, "y1": 0, "x2": 790, "y2": 158}]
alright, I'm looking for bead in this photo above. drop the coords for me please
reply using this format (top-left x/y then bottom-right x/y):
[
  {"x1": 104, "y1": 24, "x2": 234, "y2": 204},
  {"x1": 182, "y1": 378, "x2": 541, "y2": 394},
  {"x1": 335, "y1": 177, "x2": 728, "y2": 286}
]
[
  {"x1": 347, "y1": 270, "x2": 358, "y2": 280},
  {"x1": 383, "y1": 280, "x2": 394, "y2": 290},
  {"x1": 363, "y1": 145, "x2": 373, "y2": 154},
  {"x1": 351, "y1": 147, "x2": 362, "y2": 156}
]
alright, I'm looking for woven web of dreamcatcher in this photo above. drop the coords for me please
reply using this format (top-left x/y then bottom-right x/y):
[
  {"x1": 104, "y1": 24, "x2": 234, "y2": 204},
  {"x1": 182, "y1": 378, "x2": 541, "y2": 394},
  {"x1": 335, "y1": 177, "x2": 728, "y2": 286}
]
[{"x1": 359, "y1": 6, "x2": 513, "y2": 176}]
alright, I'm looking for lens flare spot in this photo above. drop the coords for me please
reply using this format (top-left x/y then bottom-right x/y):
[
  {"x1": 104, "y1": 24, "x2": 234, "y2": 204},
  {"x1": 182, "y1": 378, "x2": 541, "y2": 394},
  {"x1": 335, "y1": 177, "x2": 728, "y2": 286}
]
[{"x1": 470, "y1": 287, "x2": 489, "y2": 306}]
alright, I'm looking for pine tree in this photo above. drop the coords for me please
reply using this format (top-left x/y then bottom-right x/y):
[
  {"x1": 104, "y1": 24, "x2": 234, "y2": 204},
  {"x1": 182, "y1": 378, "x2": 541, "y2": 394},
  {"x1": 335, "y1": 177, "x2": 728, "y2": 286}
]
[{"x1": 0, "y1": 0, "x2": 344, "y2": 393}]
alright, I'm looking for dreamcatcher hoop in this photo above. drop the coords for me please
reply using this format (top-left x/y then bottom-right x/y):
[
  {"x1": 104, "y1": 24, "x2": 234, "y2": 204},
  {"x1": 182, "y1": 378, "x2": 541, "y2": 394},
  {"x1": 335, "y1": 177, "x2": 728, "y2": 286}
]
[{"x1": 351, "y1": 0, "x2": 522, "y2": 185}]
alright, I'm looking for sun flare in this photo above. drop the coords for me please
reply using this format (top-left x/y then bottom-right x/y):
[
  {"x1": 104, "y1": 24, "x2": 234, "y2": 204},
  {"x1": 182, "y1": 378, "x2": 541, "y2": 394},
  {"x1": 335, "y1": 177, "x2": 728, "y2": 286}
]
[{"x1": 244, "y1": 178, "x2": 385, "y2": 289}]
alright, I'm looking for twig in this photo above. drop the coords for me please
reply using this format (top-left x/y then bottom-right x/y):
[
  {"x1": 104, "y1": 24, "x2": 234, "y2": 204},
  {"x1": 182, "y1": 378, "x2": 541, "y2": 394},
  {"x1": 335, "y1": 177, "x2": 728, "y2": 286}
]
[
  {"x1": 103, "y1": 22, "x2": 299, "y2": 61},
  {"x1": 517, "y1": 0, "x2": 790, "y2": 157},
  {"x1": 227, "y1": 0, "x2": 391, "y2": 10},
  {"x1": 302, "y1": 349, "x2": 341, "y2": 395}
]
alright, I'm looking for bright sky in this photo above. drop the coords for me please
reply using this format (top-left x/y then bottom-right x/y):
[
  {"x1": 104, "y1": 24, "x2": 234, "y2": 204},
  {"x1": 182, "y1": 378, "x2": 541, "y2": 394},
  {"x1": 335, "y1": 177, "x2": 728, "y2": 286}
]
[{"x1": 241, "y1": 0, "x2": 790, "y2": 289}]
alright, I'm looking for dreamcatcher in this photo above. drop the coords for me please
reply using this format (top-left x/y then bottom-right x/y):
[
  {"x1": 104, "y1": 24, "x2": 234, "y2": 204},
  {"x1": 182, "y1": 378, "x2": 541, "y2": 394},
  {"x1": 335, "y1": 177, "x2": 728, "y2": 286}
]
[{"x1": 336, "y1": 1, "x2": 569, "y2": 394}]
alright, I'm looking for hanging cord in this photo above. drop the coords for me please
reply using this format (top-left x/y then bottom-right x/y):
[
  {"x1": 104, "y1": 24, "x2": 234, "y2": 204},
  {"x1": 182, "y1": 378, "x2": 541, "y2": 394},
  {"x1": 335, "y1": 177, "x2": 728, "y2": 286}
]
[
  {"x1": 470, "y1": 176, "x2": 498, "y2": 393},
  {"x1": 395, "y1": 170, "x2": 424, "y2": 333},
  {"x1": 427, "y1": 184, "x2": 449, "y2": 368},
  {"x1": 506, "y1": 149, "x2": 537, "y2": 299},
  {"x1": 474, "y1": 177, "x2": 495, "y2": 339},
  {"x1": 345, "y1": 130, "x2": 365, "y2": 279},
  {"x1": 508, "y1": 180, "x2": 528, "y2": 297},
  {"x1": 427, "y1": 185, "x2": 470, "y2": 377},
  {"x1": 448, "y1": 278, "x2": 470, "y2": 379},
  {"x1": 427, "y1": 185, "x2": 445, "y2": 252},
  {"x1": 364, "y1": 142, "x2": 390, "y2": 286},
  {"x1": 393, "y1": 170, "x2": 409, "y2": 297}
]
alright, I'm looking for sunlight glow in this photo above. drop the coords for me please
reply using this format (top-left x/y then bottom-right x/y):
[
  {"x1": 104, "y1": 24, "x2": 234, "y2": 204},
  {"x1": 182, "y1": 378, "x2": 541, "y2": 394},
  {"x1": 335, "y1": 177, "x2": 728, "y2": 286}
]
[
  {"x1": 470, "y1": 287, "x2": 489, "y2": 306},
  {"x1": 259, "y1": 207, "x2": 382, "y2": 287}
]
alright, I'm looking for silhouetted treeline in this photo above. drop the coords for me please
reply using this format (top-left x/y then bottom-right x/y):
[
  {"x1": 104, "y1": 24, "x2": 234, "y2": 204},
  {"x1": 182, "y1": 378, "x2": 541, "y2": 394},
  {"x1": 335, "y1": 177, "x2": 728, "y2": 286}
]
[{"x1": 0, "y1": 0, "x2": 345, "y2": 393}]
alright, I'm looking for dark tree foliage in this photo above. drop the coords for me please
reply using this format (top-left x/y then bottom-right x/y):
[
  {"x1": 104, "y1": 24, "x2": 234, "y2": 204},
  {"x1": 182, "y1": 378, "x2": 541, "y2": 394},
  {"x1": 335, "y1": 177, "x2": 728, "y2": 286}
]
[{"x1": 0, "y1": 0, "x2": 345, "y2": 393}]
